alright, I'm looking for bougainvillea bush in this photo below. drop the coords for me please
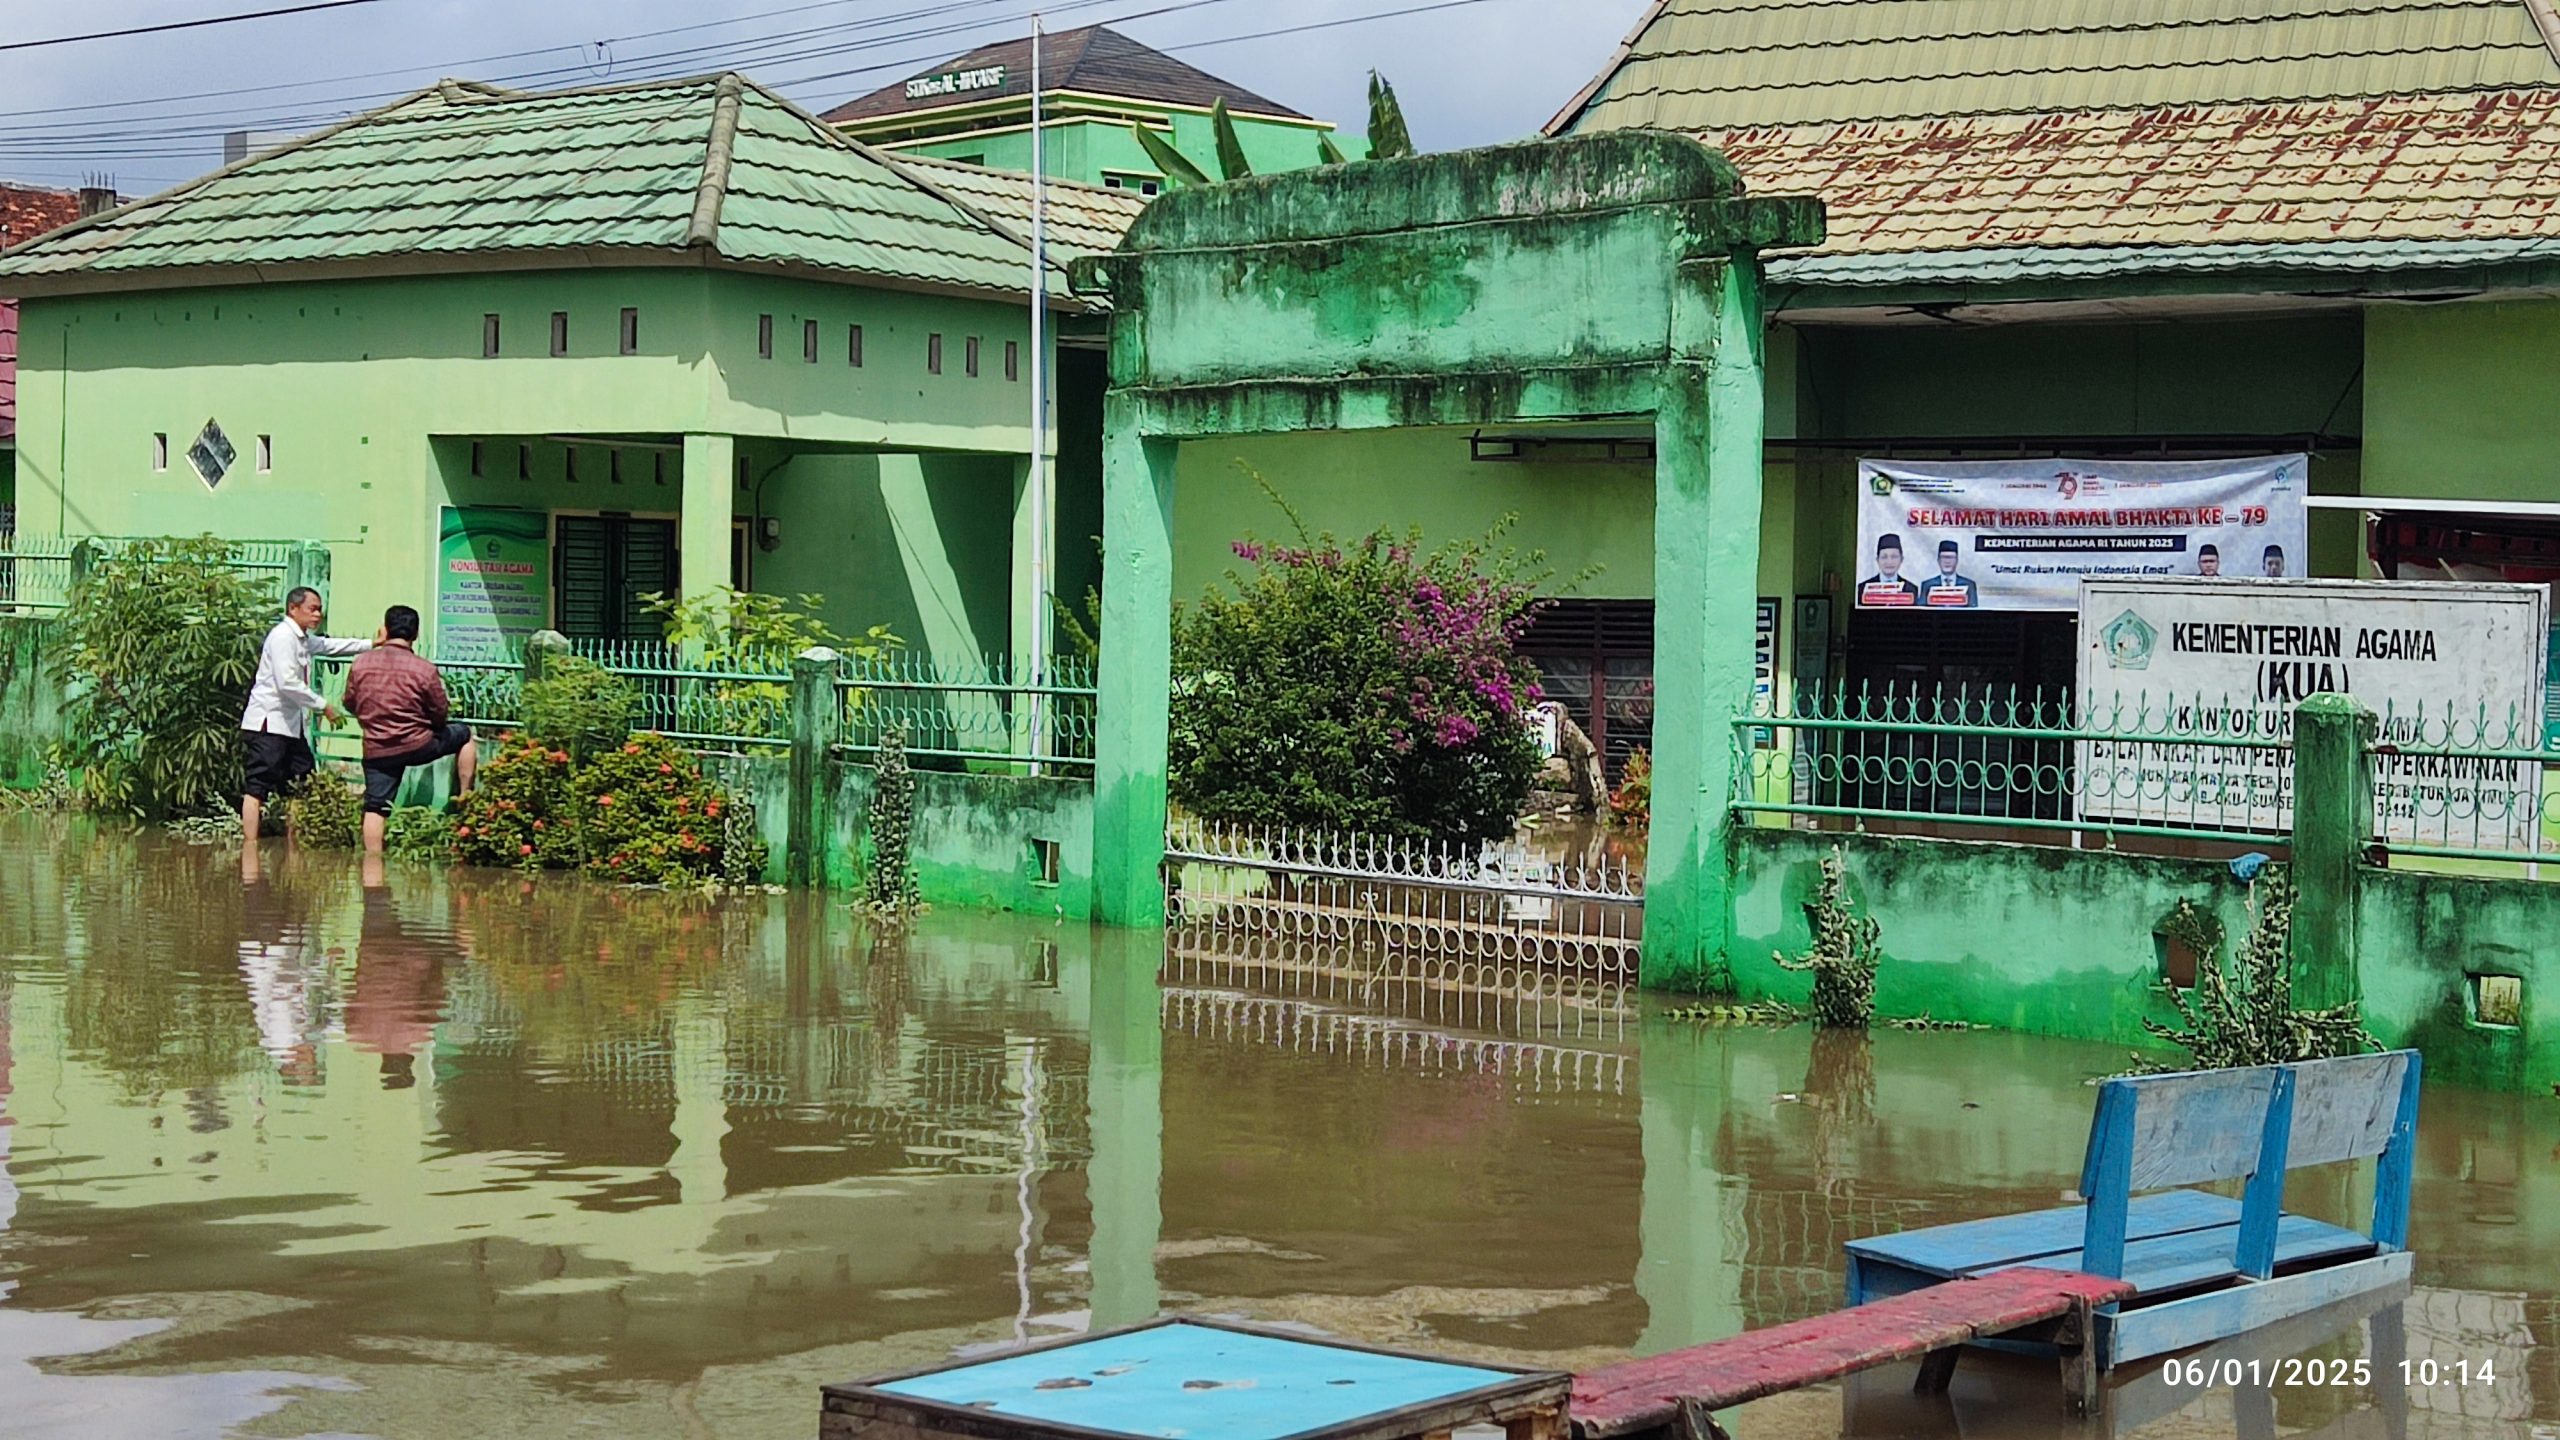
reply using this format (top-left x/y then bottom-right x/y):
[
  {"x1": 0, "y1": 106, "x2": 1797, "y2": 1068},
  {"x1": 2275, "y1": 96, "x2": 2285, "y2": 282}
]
[{"x1": 1171, "y1": 508, "x2": 1550, "y2": 843}]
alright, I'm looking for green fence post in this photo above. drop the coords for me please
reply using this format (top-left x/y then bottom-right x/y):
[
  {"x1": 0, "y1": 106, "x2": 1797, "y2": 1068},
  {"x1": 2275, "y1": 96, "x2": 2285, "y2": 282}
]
[
  {"x1": 523, "y1": 629, "x2": 570, "y2": 684},
  {"x1": 2291, "y1": 692, "x2": 2377, "y2": 1014},
  {"x1": 788, "y1": 646, "x2": 842, "y2": 889},
  {"x1": 285, "y1": 540, "x2": 331, "y2": 603}
]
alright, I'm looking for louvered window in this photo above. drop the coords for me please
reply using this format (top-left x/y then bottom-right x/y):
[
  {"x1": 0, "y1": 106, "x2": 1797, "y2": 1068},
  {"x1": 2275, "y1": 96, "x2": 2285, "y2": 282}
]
[
  {"x1": 1516, "y1": 599, "x2": 1655, "y2": 780},
  {"x1": 554, "y1": 514, "x2": 678, "y2": 643}
]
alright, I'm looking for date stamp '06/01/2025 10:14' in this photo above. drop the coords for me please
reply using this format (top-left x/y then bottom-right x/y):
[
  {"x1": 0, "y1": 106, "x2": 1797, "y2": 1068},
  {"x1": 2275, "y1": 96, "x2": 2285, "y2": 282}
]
[{"x1": 2163, "y1": 1357, "x2": 2499, "y2": 1389}]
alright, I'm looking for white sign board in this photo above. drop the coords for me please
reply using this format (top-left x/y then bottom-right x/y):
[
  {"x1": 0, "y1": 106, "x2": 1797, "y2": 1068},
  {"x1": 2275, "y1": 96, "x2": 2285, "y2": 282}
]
[
  {"x1": 2076, "y1": 579, "x2": 2549, "y2": 846},
  {"x1": 1858, "y1": 455, "x2": 2310, "y2": 612}
]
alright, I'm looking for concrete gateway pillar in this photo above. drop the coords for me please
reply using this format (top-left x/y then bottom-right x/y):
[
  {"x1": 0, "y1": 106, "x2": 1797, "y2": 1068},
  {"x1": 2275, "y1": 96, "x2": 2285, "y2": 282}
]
[
  {"x1": 1646, "y1": 257, "x2": 1770, "y2": 989},
  {"x1": 1070, "y1": 134, "x2": 1824, "y2": 966},
  {"x1": 1091, "y1": 396, "x2": 1180, "y2": 927}
]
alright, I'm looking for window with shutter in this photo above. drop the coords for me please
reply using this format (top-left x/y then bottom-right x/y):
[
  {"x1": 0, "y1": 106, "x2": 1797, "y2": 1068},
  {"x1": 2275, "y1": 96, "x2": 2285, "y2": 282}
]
[
  {"x1": 553, "y1": 514, "x2": 680, "y2": 643},
  {"x1": 1516, "y1": 599, "x2": 1656, "y2": 781}
]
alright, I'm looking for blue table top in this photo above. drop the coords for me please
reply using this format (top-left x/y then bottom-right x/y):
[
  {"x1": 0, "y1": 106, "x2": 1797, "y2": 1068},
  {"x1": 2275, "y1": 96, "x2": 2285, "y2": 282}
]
[{"x1": 871, "y1": 1322, "x2": 1533, "y2": 1440}]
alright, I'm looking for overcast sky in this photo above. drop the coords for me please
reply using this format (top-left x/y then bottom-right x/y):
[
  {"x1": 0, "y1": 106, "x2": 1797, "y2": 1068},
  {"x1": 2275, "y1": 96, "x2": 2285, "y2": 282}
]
[{"x1": 0, "y1": 0, "x2": 1648, "y2": 194}]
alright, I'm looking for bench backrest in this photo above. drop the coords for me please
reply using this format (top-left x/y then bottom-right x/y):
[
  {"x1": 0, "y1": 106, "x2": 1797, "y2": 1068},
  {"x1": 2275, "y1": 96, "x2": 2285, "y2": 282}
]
[{"x1": 2077, "y1": 1051, "x2": 2421, "y2": 1281}]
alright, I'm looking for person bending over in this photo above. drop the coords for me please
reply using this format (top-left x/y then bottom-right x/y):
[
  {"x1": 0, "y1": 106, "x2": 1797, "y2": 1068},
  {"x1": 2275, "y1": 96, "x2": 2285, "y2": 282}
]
[{"x1": 343, "y1": 605, "x2": 477, "y2": 854}]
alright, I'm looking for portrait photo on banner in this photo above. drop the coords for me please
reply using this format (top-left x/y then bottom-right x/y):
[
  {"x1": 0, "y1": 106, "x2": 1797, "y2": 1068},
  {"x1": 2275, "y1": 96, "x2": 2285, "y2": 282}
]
[{"x1": 1854, "y1": 455, "x2": 2311, "y2": 612}]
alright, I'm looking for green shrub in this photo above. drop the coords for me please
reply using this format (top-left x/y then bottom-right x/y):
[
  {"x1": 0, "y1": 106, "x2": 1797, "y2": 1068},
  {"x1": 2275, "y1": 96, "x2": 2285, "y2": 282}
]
[
  {"x1": 649, "y1": 586, "x2": 897, "y2": 740},
  {"x1": 571, "y1": 733, "x2": 761, "y2": 885},
  {"x1": 384, "y1": 806, "x2": 458, "y2": 863},
  {"x1": 862, "y1": 727, "x2": 921, "y2": 914},
  {"x1": 283, "y1": 769, "x2": 362, "y2": 848},
  {"x1": 1171, "y1": 497, "x2": 1550, "y2": 844},
  {"x1": 1776, "y1": 846, "x2": 1881, "y2": 1029},
  {"x1": 2142, "y1": 870, "x2": 2373, "y2": 1069},
  {"x1": 50, "y1": 535, "x2": 275, "y2": 820},
  {"x1": 522, "y1": 656, "x2": 637, "y2": 765},
  {"x1": 453, "y1": 732, "x2": 579, "y2": 869}
]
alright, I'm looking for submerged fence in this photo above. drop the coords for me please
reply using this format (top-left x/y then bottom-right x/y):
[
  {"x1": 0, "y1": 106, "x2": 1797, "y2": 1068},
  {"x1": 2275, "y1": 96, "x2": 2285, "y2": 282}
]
[
  {"x1": 1163, "y1": 816, "x2": 1645, "y2": 993},
  {"x1": 1732, "y1": 685, "x2": 2560, "y2": 877}
]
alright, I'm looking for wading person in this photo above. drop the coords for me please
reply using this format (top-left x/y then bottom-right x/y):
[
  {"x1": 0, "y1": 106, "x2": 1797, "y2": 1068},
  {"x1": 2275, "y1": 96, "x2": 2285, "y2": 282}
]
[
  {"x1": 241, "y1": 585, "x2": 374, "y2": 839},
  {"x1": 344, "y1": 605, "x2": 478, "y2": 854}
]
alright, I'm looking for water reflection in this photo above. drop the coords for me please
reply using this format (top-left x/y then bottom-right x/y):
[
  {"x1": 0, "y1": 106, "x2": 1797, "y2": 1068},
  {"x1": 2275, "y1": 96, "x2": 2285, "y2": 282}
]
[{"x1": 0, "y1": 817, "x2": 2551, "y2": 1438}]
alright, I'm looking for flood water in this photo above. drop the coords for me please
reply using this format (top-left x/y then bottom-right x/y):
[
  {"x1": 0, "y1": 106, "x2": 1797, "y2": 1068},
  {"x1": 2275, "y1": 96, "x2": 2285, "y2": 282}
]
[{"x1": 0, "y1": 813, "x2": 2553, "y2": 1439}]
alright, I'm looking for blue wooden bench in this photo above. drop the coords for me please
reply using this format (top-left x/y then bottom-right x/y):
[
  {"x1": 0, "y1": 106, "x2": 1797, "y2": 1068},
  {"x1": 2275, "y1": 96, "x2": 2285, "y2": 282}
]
[{"x1": 1844, "y1": 1050, "x2": 2421, "y2": 1371}]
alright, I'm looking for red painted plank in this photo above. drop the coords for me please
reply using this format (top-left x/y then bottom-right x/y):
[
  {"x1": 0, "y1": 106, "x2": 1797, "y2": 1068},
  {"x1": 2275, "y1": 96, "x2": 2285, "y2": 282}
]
[{"x1": 1571, "y1": 1268, "x2": 2133, "y2": 1436}]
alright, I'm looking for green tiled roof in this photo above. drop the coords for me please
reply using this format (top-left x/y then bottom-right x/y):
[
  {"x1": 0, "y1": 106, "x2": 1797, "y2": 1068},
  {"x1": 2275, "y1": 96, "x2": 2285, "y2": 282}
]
[
  {"x1": 1554, "y1": 0, "x2": 2560, "y2": 132},
  {"x1": 0, "y1": 74, "x2": 1099, "y2": 307}
]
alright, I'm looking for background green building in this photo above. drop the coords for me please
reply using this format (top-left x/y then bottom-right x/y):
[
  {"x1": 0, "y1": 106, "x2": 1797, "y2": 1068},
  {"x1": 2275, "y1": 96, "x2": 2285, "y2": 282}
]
[
  {"x1": 823, "y1": 26, "x2": 1345, "y2": 197},
  {"x1": 1154, "y1": 0, "x2": 2560, "y2": 781},
  {"x1": 0, "y1": 74, "x2": 1151, "y2": 675}
]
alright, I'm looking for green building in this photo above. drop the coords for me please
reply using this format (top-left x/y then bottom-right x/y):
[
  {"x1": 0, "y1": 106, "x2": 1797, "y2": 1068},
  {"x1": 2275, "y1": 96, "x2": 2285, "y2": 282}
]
[
  {"x1": 823, "y1": 25, "x2": 1345, "y2": 195},
  {"x1": 0, "y1": 74, "x2": 1150, "y2": 671},
  {"x1": 1152, "y1": 0, "x2": 2560, "y2": 777}
]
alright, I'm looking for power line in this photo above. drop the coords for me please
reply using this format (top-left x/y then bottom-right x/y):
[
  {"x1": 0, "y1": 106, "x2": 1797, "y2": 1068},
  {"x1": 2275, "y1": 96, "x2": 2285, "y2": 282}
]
[
  {"x1": 0, "y1": 0, "x2": 1029, "y2": 138},
  {"x1": 0, "y1": 0, "x2": 1521, "y2": 168},
  {"x1": 0, "y1": 0, "x2": 1236, "y2": 157},
  {"x1": 0, "y1": 0, "x2": 383, "y2": 55}
]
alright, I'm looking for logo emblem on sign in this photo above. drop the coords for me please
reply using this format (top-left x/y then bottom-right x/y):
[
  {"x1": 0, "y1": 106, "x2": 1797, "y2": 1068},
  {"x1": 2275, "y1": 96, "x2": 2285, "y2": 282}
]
[
  {"x1": 2101, "y1": 609, "x2": 2157, "y2": 670},
  {"x1": 1869, "y1": 472, "x2": 1895, "y2": 496}
]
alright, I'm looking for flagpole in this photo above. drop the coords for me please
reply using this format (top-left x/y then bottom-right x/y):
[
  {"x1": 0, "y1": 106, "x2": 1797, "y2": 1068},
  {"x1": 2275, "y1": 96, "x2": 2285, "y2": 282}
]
[{"x1": 1027, "y1": 9, "x2": 1052, "y2": 773}]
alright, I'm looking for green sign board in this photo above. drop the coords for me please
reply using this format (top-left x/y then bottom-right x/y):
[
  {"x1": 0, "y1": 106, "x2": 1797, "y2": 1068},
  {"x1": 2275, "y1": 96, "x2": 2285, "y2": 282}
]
[
  {"x1": 436, "y1": 506, "x2": 550, "y2": 662},
  {"x1": 2548, "y1": 625, "x2": 2560, "y2": 749}
]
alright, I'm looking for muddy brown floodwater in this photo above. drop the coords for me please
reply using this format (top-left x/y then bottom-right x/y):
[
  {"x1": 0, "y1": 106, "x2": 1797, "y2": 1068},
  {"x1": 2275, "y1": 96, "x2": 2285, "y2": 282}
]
[{"x1": 0, "y1": 814, "x2": 2552, "y2": 1438}]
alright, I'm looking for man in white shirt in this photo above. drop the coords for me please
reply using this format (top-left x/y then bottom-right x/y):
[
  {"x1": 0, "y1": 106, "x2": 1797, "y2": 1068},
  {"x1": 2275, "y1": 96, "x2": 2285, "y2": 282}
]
[{"x1": 241, "y1": 585, "x2": 375, "y2": 837}]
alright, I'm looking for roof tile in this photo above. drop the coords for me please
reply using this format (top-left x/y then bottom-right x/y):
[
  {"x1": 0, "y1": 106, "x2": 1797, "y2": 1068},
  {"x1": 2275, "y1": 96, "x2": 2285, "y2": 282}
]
[
  {"x1": 0, "y1": 77, "x2": 1129, "y2": 307},
  {"x1": 2, "y1": 183, "x2": 86, "y2": 439},
  {"x1": 1562, "y1": 0, "x2": 2560, "y2": 287}
]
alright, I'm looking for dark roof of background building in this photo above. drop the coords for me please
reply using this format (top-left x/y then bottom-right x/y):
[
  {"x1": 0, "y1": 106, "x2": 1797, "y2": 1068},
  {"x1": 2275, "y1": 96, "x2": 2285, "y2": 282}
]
[
  {"x1": 0, "y1": 76, "x2": 1123, "y2": 308},
  {"x1": 1551, "y1": 0, "x2": 2560, "y2": 291},
  {"x1": 824, "y1": 25, "x2": 1310, "y2": 124},
  {"x1": 2, "y1": 183, "x2": 87, "y2": 441}
]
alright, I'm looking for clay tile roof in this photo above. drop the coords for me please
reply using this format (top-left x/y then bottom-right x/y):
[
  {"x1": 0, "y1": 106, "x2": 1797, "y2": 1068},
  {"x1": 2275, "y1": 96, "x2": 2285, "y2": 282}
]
[
  {"x1": 1553, "y1": 0, "x2": 2560, "y2": 288},
  {"x1": 2, "y1": 182, "x2": 86, "y2": 441},
  {"x1": 823, "y1": 25, "x2": 1309, "y2": 124}
]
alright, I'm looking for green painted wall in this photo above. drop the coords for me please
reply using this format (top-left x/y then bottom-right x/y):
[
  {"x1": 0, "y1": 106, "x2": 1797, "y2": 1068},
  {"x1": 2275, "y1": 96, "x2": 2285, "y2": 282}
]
[
  {"x1": 826, "y1": 758, "x2": 1096, "y2": 918},
  {"x1": 0, "y1": 614, "x2": 61, "y2": 789},
  {"x1": 1170, "y1": 428, "x2": 1658, "y2": 599},
  {"x1": 752, "y1": 451, "x2": 1019, "y2": 665},
  {"x1": 866, "y1": 108, "x2": 1341, "y2": 188},
  {"x1": 1731, "y1": 828, "x2": 2559, "y2": 1094},
  {"x1": 2360, "y1": 868, "x2": 2560, "y2": 1094},
  {"x1": 12, "y1": 269, "x2": 1063, "y2": 656},
  {"x1": 1729, "y1": 829, "x2": 2225, "y2": 1048},
  {"x1": 2365, "y1": 298, "x2": 2560, "y2": 507}
]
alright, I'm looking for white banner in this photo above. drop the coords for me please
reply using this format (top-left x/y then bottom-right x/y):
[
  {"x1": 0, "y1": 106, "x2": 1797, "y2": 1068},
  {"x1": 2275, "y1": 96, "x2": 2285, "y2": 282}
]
[
  {"x1": 1857, "y1": 455, "x2": 2310, "y2": 612},
  {"x1": 2076, "y1": 579, "x2": 2550, "y2": 846}
]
